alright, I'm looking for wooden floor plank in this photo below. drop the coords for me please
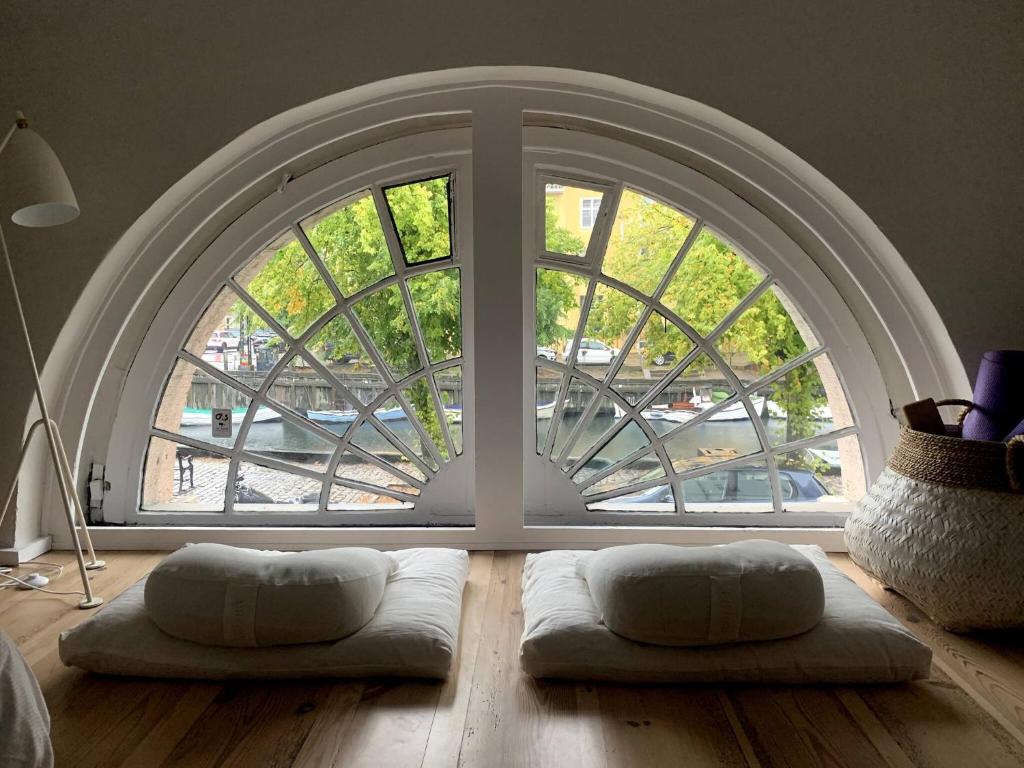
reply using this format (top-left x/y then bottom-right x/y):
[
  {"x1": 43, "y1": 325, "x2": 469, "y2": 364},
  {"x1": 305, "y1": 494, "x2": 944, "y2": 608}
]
[
  {"x1": 728, "y1": 685, "x2": 901, "y2": 768},
  {"x1": 833, "y1": 554, "x2": 1024, "y2": 745},
  {"x1": 4, "y1": 549, "x2": 1024, "y2": 768},
  {"x1": 857, "y1": 668, "x2": 1024, "y2": 768},
  {"x1": 421, "y1": 551, "x2": 495, "y2": 768},
  {"x1": 598, "y1": 684, "x2": 749, "y2": 768}
]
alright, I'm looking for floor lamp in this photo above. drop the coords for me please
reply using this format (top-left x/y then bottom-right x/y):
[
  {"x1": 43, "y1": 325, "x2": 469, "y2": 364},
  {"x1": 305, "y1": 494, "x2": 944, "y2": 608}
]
[{"x1": 0, "y1": 111, "x2": 105, "y2": 609}]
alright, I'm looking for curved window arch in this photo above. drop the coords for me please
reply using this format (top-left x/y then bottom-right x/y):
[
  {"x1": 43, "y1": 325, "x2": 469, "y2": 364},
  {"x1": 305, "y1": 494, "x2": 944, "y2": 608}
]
[{"x1": 70, "y1": 71, "x2": 951, "y2": 547}]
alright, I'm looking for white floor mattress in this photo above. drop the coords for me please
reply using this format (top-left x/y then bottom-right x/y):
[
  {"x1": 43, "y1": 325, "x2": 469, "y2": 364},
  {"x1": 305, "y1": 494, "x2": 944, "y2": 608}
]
[
  {"x1": 520, "y1": 545, "x2": 932, "y2": 683},
  {"x1": 60, "y1": 548, "x2": 469, "y2": 680}
]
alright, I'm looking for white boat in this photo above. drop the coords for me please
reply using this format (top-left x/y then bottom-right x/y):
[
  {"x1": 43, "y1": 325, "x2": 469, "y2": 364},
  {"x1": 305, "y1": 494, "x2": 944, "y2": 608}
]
[
  {"x1": 612, "y1": 402, "x2": 699, "y2": 424},
  {"x1": 699, "y1": 396, "x2": 765, "y2": 422},
  {"x1": 180, "y1": 405, "x2": 279, "y2": 427},
  {"x1": 535, "y1": 401, "x2": 556, "y2": 420},
  {"x1": 307, "y1": 406, "x2": 406, "y2": 424},
  {"x1": 447, "y1": 402, "x2": 552, "y2": 425}
]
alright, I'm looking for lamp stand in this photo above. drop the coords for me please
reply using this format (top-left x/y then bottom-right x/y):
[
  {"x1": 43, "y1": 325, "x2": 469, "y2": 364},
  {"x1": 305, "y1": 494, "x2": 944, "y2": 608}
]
[{"x1": 0, "y1": 221, "x2": 104, "y2": 609}]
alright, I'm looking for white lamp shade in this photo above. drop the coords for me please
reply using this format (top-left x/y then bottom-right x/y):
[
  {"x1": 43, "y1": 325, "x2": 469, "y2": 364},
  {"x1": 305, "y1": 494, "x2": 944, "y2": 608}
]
[{"x1": 5, "y1": 126, "x2": 79, "y2": 227}]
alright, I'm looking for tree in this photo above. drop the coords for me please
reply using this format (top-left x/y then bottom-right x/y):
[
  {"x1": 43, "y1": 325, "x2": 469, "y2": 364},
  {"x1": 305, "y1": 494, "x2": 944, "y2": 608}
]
[
  {"x1": 586, "y1": 197, "x2": 827, "y2": 444},
  {"x1": 535, "y1": 199, "x2": 584, "y2": 346}
]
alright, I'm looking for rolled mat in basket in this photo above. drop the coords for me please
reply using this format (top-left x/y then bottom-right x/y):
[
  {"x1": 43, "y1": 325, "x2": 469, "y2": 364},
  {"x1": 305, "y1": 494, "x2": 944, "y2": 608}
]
[
  {"x1": 1007, "y1": 416, "x2": 1024, "y2": 441},
  {"x1": 962, "y1": 350, "x2": 1024, "y2": 441}
]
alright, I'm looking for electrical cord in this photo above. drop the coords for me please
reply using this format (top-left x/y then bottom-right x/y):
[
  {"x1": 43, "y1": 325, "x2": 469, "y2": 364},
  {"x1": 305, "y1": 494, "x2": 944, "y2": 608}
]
[
  {"x1": 0, "y1": 572, "x2": 85, "y2": 596},
  {"x1": 0, "y1": 562, "x2": 85, "y2": 596}
]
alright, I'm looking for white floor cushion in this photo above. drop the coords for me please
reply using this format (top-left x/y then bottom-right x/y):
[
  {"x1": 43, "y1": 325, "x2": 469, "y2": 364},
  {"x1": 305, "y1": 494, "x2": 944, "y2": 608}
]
[
  {"x1": 520, "y1": 545, "x2": 932, "y2": 683},
  {"x1": 60, "y1": 548, "x2": 469, "y2": 680}
]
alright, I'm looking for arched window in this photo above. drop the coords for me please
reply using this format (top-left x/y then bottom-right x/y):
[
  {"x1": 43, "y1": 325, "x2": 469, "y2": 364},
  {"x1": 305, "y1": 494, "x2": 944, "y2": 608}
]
[
  {"x1": 142, "y1": 174, "x2": 467, "y2": 524},
  {"x1": 79, "y1": 72, "x2": 951, "y2": 547}
]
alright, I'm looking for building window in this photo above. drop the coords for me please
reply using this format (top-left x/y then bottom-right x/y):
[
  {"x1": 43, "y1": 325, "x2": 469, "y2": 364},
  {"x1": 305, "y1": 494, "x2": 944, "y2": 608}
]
[{"x1": 580, "y1": 197, "x2": 601, "y2": 229}]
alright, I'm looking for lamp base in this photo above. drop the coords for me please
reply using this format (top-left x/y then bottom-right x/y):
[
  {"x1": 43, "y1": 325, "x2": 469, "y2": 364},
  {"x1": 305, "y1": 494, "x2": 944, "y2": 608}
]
[
  {"x1": 85, "y1": 560, "x2": 106, "y2": 570},
  {"x1": 78, "y1": 596, "x2": 104, "y2": 610}
]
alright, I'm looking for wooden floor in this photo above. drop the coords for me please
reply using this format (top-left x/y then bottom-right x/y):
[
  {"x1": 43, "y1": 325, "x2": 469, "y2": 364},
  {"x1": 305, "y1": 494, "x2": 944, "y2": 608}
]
[{"x1": 3, "y1": 550, "x2": 1024, "y2": 768}]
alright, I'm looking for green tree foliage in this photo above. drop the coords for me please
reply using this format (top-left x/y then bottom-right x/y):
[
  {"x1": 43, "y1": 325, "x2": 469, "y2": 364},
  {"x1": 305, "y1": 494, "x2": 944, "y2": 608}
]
[
  {"x1": 535, "y1": 199, "x2": 584, "y2": 345},
  {"x1": 586, "y1": 198, "x2": 827, "y2": 443}
]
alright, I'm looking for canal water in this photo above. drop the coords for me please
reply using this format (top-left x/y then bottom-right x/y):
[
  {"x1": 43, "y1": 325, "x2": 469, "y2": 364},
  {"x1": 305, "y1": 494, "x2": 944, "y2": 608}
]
[{"x1": 180, "y1": 412, "x2": 835, "y2": 467}]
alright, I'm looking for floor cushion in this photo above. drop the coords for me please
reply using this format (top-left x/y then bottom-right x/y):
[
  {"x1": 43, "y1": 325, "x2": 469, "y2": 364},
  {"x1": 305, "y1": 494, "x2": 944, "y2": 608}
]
[
  {"x1": 0, "y1": 630, "x2": 53, "y2": 768},
  {"x1": 60, "y1": 547, "x2": 468, "y2": 680},
  {"x1": 144, "y1": 544, "x2": 396, "y2": 647},
  {"x1": 521, "y1": 545, "x2": 931, "y2": 683},
  {"x1": 582, "y1": 540, "x2": 824, "y2": 646}
]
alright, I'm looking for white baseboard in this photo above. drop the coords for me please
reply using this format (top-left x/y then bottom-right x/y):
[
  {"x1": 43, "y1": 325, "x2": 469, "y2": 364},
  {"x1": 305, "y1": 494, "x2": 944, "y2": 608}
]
[
  {"x1": 0, "y1": 535, "x2": 53, "y2": 565},
  {"x1": 53, "y1": 526, "x2": 849, "y2": 552}
]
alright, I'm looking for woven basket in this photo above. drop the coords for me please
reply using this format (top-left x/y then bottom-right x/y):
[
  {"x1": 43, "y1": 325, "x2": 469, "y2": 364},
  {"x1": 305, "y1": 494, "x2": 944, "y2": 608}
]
[{"x1": 845, "y1": 399, "x2": 1024, "y2": 631}]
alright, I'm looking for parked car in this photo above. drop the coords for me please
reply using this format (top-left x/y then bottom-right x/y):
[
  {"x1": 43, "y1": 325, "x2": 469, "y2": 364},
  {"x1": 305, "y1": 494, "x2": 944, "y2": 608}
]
[
  {"x1": 609, "y1": 466, "x2": 829, "y2": 505},
  {"x1": 536, "y1": 345, "x2": 556, "y2": 361},
  {"x1": 250, "y1": 328, "x2": 275, "y2": 348},
  {"x1": 562, "y1": 337, "x2": 618, "y2": 364},
  {"x1": 206, "y1": 329, "x2": 241, "y2": 352},
  {"x1": 637, "y1": 339, "x2": 677, "y2": 366}
]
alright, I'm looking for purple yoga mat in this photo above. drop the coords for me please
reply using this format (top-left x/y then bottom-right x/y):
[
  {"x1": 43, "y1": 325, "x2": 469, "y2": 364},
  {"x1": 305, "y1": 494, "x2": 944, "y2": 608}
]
[
  {"x1": 1007, "y1": 417, "x2": 1024, "y2": 441},
  {"x1": 962, "y1": 350, "x2": 1024, "y2": 441}
]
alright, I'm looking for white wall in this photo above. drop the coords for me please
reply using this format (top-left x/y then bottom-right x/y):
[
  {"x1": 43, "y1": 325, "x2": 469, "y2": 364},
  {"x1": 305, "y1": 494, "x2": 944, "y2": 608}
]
[{"x1": 1, "y1": 0, "x2": 1021, "y2": 547}]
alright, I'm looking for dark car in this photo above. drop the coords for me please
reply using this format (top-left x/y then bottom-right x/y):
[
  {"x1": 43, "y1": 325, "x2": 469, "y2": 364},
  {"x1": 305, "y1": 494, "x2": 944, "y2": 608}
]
[{"x1": 610, "y1": 466, "x2": 829, "y2": 505}]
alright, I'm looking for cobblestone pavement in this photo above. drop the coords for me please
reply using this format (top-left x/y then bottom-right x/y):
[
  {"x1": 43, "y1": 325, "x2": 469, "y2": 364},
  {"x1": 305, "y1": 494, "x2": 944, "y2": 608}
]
[{"x1": 171, "y1": 456, "x2": 417, "y2": 506}]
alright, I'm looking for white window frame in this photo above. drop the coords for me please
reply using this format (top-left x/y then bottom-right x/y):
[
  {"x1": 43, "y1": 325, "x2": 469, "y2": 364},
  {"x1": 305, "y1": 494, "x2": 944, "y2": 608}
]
[
  {"x1": 522, "y1": 129, "x2": 885, "y2": 529},
  {"x1": 103, "y1": 134, "x2": 476, "y2": 527},
  {"x1": 30, "y1": 70, "x2": 965, "y2": 553}
]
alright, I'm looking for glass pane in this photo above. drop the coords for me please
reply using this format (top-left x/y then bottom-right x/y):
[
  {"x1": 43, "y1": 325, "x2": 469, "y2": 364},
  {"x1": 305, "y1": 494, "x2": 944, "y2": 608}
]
[
  {"x1": 664, "y1": 409, "x2": 762, "y2": 473},
  {"x1": 142, "y1": 437, "x2": 229, "y2": 511},
  {"x1": 334, "y1": 452, "x2": 420, "y2": 498},
  {"x1": 561, "y1": 394, "x2": 617, "y2": 467},
  {"x1": 383, "y1": 176, "x2": 451, "y2": 264},
  {"x1": 183, "y1": 285, "x2": 280, "y2": 387},
  {"x1": 638, "y1": 352, "x2": 732, "y2": 435},
  {"x1": 304, "y1": 315, "x2": 384, "y2": 406},
  {"x1": 235, "y1": 462, "x2": 321, "y2": 508},
  {"x1": 328, "y1": 484, "x2": 409, "y2": 510},
  {"x1": 602, "y1": 189, "x2": 695, "y2": 296},
  {"x1": 401, "y1": 378, "x2": 448, "y2": 463},
  {"x1": 300, "y1": 192, "x2": 394, "y2": 297},
  {"x1": 586, "y1": 484, "x2": 674, "y2": 513},
  {"x1": 436, "y1": 366, "x2": 464, "y2": 455},
  {"x1": 757, "y1": 358, "x2": 851, "y2": 448},
  {"x1": 242, "y1": 404, "x2": 334, "y2": 472},
  {"x1": 570, "y1": 282, "x2": 642, "y2": 373},
  {"x1": 581, "y1": 454, "x2": 665, "y2": 496},
  {"x1": 544, "y1": 182, "x2": 603, "y2": 256},
  {"x1": 572, "y1": 420, "x2": 650, "y2": 484},
  {"x1": 661, "y1": 228, "x2": 765, "y2": 337},
  {"x1": 716, "y1": 283, "x2": 819, "y2": 386},
  {"x1": 268, "y1": 355, "x2": 359, "y2": 431},
  {"x1": 774, "y1": 447, "x2": 841, "y2": 502},
  {"x1": 407, "y1": 268, "x2": 462, "y2": 363},
  {"x1": 349, "y1": 420, "x2": 427, "y2": 481},
  {"x1": 352, "y1": 284, "x2": 422, "y2": 380},
  {"x1": 235, "y1": 231, "x2": 334, "y2": 338},
  {"x1": 535, "y1": 268, "x2": 588, "y2": 358},
  {"x1": 536, "y1": 366, "x2": 561, "y2": 454},
  {"x1": 611, "y1": 312, "x2": 693, "y2": 403},
  {"x1": 550, "y1": 377, "x2": 598, "y2": 459},
  {"x1": 372, "y1": 396, "x2": 432, "y2": 467},
  {"x1": 155, "y1": 358, "x2": 251, "y2": 449},
  {"x1": 681, "y1": 460, "x2": 773, "y2": 512}
]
